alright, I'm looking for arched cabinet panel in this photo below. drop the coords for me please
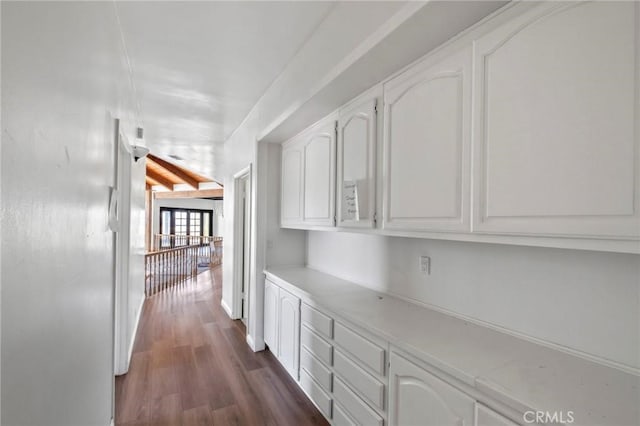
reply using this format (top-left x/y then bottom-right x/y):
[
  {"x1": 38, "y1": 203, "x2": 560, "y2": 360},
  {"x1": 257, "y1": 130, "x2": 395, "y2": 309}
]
[
  {"x1": 383, "y1": 47, "x2": 471, "y2": 232},
  {"x1": 388, "y1": 352, "x2": 475, "y2": 426},
  {"x1": 473, "y1": 1, "x2": 640, "y2": 238}
]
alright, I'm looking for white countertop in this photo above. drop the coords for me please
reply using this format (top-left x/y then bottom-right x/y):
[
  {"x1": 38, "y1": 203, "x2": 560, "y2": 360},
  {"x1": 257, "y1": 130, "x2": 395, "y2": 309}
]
[{"x1": 265, "y1": 266, "x2": 639, "y2": 426}]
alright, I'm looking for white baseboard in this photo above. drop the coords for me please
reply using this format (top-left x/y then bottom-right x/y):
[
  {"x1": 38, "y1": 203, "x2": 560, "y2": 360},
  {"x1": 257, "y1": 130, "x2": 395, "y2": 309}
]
[
  {"x1": 110, "y1": 418, "x2": 114, "y2": 426},
  {"x1": 221, "y1": 298, "x2": 234, "y2": 319},
  {"x1": 250, "y1": 335, "x2": 266, "y2": 352},
  {"x1": 246, "y1": 334, "x2": 256, "y2": 351},
  {"x1": 126, "y1": 297, "x2": 145, "y2": 368}
]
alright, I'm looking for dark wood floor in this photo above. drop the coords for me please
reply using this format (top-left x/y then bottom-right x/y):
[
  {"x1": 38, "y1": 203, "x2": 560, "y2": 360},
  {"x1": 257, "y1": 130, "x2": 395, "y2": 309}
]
[{"x1": 115, "y1": 266, "x2": 329, "y2": 426}]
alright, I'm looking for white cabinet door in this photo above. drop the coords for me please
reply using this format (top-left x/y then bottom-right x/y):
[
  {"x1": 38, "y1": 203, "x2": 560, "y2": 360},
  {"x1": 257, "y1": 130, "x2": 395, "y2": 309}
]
[
  {"x1": 281, "y1": 138, "x2": 304, "y2": 227},
  {"x1": 388, "y1": 352, "x2": 475, "y2": 426},
  {"x1": 474, "y1": 403, "x2": 518, "y2": 426},
  {"x1": 383, "y1": 47, "x2": 472, "y2": 232},
  {"x1": 473, "y1": 1, "x2": 640, "y2": 239},
  {"x1": 278, "y1": 287, "x2": 301, "y2": 379},
  {"x1": 264, "y1": 279, "x2": 279, "y2": 352},
  {"x1": 337, "y1": 89, "x2": 379, "y2": 228},
  {"x1": 303, "y1": 119, "x2": 337, "y2": 227}
]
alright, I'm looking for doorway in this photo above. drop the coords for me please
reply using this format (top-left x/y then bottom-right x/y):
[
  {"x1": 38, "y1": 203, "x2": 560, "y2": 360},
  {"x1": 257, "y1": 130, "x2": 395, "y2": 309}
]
[{"x1": 233, "y1": 165, "x2": 252, "y2": 325}]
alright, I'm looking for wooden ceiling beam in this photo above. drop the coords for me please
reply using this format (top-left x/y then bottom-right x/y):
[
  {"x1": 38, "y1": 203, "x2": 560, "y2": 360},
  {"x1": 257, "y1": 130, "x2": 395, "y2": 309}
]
[
  {"x1": 154, "y1": 188, "x2": 223, "y2": 200},
  {"x1": 147, "y1": 154, "x2": 201, "y2": 189},
  {"x1": 146, "y1": 176, "x2": 161, "y2": 187},
  {"x1": 146, "y1": 167, "x2": 175, "y2": 191}
]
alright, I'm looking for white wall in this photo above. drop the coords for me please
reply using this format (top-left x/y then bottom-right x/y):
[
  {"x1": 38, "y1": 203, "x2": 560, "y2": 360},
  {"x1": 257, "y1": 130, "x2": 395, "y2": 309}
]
[
  {"x1": 152, "y1": 197, "x2": 223, "y2": 237},
  {"x1": 307, "y1": 232, "x2": 640, "y2": 371},
  {"x1": 1, "y1": 2, "x2": 139, "y2": 425},
  {"x1": 222, "y1": 2, "x2": 409, "y2": 349}
]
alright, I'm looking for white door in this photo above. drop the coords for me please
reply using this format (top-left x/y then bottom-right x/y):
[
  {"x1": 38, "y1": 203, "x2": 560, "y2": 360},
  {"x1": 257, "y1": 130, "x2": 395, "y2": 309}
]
[
  {"x1": 241, "y1": 176, "x2": 250, "y2": 324},
  {"x1": 281, "y1": 140, "x2": 304, "y2": 227},
  {"x1": 388, "y1": 352, "x2": 474, "y2": 426},
  {"x1": 278, "y1": 287, "x2": 301, "y2": 379},
  {"x1": 114, "y1": 132, "x2": 132, "y2": 376},
  {"x1": 263, "y1": 279, "x2": 279, "y2": 352},
  {"x1": 472, "y1": 1, "x2": 639, "y2": 238},
  {"x1": 337, "y1": 90, "x2": 378, "y2": 228},
  {"x1": 382, "y1": 47, "x2": 472, "y2": 233},
  {"x1": 303, "y1": 119, "x2": 336, "y2": 227}
]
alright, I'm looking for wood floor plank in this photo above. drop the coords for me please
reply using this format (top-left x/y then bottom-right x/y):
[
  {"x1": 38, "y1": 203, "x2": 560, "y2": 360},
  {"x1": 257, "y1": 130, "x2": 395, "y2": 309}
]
[
  {"x1": 115, "y1": 266, "x2": 329, "y2": 426},
  {"x1": 182, "y1": 405, "x2": 213, "y2": 426}
]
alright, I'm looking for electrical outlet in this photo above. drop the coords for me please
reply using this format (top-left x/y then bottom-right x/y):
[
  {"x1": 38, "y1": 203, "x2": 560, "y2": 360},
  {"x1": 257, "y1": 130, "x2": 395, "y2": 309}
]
[{"x1": 419, "y1": 256, "x2": 431, "y2": 275}]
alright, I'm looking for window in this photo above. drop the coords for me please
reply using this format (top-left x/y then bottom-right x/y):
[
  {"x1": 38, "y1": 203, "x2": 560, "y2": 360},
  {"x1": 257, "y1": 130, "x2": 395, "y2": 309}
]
[{"x1": 159, "y1": 207, "x2": 213, "y2": 248}]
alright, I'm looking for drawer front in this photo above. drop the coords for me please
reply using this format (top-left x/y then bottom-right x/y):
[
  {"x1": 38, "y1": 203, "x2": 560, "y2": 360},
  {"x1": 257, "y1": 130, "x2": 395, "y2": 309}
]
[
  {"x1": 301, "y1": 324, "x2": 333, "y2": 366},
  {"x1": 301, "y1": 346, "x2": 333, "y2": 393},
  {"x1": 333, "y1": 402, "x2": 357, "y2": 426},
  {"x1": 300, "y1": 369, "x2": 333, "y2": 420},
  {"x1": 334, "y1": 349, "x2": 385, "y2": 411},
  {"x1": 334, "y1": 377, "x2": 384, "y2": 426},
  {"x1": 301, "y1": 303, "x2": 333, "y2": 339},
  {"x1": 334, "y1": 322, "x2": 385, "y2": 376}
]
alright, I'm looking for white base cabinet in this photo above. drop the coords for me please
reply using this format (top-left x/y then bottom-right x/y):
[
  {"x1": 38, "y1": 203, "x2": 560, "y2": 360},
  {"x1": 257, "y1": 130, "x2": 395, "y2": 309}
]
[
  {"x1": 263, "y1": 279, "x2": 300, "y2": 380},
  {"x1": 388, "y1": 351, "x2": 475, "y2": 426}
]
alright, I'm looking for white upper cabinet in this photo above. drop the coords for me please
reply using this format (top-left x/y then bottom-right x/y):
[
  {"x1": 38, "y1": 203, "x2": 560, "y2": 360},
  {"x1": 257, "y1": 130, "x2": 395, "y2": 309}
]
[
  {"x1": 281, "y1": 138, "x2": 304, "y2": 227},
  {"x1": 281, "y1": 115, "x2": 337, "y2": 229},
  {"x1": 382, "y1": 47, "x2": 472, "y2": 232},
  {"x1": 388, "y1": 352, "x2": 475, "y2": 426},
  {"x1": 304, "y1": 118, "x2": 337, "y2": 226},
  {"x1": 337, "y1": 88, "x2": 379, "y2": 228},
  {"x1": 472, "y1": 2, "x2": 640, "y2": 238}
]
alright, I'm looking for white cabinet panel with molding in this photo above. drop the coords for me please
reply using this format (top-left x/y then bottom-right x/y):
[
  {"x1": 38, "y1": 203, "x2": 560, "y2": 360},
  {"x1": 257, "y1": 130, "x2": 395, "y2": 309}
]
[
  {"x1": 304, "y1": 117, "x2": 337, "y2": 227},
  {"x1": 277, "y1": 287, "x2": 301, "y2": 380},
  {"x1": 388, "y1": 351, "x2": 475, "y2": 426},
  {"x1": 281, "y1": 115, "x2": 337, "y2": 229},
  {"x1": 264, "y1": 279, "x2": 279, "y2": 351},
  {"x1": 382, "y1": 46, "x2": 472, "y2": 233},
  {"x1": 472, "y1": 1, "x2": 640, "y2": 239},
  {"x1": 337, "y1": 88, "x2": 380, "y2": 228}
]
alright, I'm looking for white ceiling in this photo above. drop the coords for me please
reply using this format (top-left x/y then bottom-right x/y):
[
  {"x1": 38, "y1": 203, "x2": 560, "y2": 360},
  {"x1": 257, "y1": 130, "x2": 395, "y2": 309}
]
[{"x1": 116, "y1": 1, "x2": 335, "y2": 178}]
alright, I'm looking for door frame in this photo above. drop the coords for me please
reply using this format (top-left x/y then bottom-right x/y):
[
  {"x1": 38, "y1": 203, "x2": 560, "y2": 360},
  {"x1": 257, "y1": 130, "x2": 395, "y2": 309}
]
[
  {"x1": 113, "y1": 127, "x2": 133, "y2": 376},
  {"x1": 232, "y1": 164, "x2": 252, "y2": 322}
]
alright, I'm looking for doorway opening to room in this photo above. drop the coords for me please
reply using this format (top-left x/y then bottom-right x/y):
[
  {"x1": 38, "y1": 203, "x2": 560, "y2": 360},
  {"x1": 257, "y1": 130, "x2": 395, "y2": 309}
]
[
  {"x1": 144, "y1": 155, "x2": 224, "y2": 297},
  {"x1": 233, "y1": 165, "x2": 252, "y2": 326}
]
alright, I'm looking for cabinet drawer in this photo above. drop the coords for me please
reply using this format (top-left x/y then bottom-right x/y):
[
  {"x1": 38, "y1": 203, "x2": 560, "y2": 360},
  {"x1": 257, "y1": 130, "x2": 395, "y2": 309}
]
[
  {"x1": 334, "y1": 322, "x2": 385, "y2": 376},
  {"x1": 334, "y1": 377, "x2": 384, "y2": 426},
  {"x1": 300, "y1": 369, "x2": 333, "y2": 420},
  {"x1": 334, "y1": 402, "x2": 357, "y2": 426},
  {"x1": 301, "y1": 346, "x2": 332, "y2": 393},
  {"x1": 334, "y1": 349, "x2": 385, "y2": 411},
  {"x1": 301, "y1": 324, "x2": 333, "y2": 366},
  {"x1": 301, "y1": 303, "x2": 333, "y2": 339}
]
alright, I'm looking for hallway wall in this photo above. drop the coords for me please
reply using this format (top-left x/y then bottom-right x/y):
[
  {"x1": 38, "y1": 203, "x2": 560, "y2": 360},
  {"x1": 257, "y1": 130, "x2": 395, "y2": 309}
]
[
  {"x1": 307, "y1": 232, "x2": 640, "y2": 371},
  {"x1": 1, "y1": 2, "x2": 140, "y2": 425}
]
